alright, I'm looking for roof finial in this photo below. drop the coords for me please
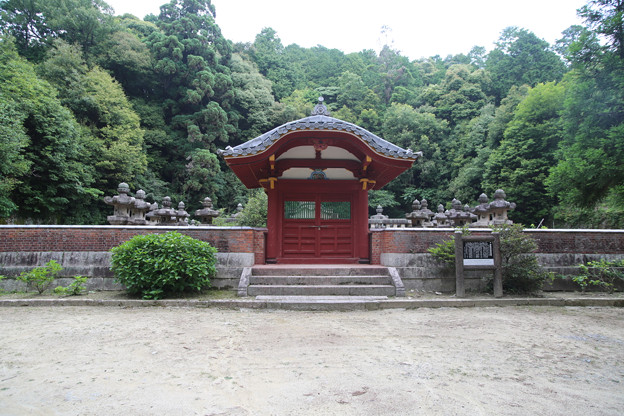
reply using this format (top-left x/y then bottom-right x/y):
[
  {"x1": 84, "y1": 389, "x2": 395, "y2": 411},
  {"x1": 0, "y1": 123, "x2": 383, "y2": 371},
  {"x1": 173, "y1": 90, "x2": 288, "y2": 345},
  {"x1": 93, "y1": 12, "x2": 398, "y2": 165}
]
[{"x1": 311, "y1": 96, "x2": 331, "y2": 116}]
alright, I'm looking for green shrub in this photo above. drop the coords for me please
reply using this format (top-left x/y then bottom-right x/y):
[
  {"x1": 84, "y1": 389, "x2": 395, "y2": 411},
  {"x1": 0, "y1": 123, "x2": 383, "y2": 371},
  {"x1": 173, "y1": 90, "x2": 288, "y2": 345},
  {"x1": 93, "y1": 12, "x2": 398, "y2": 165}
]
[
  {"x1": 574, "y1": 259, "x2": 624, "y2": 293},
  {"x1": 427, "y1": 238, "x2": 456, "y2": 266},
  {"x1": 54, "y1": 276, "x2": 88, "y2": 296},
  {"x1": 236, "y1": 190, "x2": 267, "y2": 227},
  {"x1": 427, "y1": 226, "x2": 471, "y2": 266},
  {"x1": 17, "y1": 260, "x2": 62, "y2": 294},
  {"x1": 110, "y1": 231, "x2": 217, "y2": 299},
  {"x1": 492, "y1": 224, "x2": 550, "y2": 294}
]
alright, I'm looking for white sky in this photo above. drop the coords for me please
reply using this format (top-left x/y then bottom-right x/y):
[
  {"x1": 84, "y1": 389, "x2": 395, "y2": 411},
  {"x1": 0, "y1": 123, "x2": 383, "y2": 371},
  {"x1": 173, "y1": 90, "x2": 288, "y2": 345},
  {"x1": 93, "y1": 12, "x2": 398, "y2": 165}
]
[{"x1": 105, "y1": 0, "x2": 587, "y2": 60}]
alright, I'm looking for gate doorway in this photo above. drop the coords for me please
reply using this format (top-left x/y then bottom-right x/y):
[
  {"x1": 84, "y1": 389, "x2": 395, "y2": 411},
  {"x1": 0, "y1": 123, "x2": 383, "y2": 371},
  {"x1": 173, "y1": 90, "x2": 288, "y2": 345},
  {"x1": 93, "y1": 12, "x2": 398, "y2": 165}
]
[
  {"x1": 269, "y1": 180, "x2": 368, "y2": 264},
  {"x1": 220, "y1": 98, "x2": 418, "y2": 265},
  {"x1": 281, "y1": 192, "x2": 355, "y2": 262}
]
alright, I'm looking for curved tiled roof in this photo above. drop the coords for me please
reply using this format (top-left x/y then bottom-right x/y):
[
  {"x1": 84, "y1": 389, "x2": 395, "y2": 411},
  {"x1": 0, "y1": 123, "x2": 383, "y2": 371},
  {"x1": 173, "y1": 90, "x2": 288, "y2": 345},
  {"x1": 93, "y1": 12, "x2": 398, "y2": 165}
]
[{"x1": 218, "y1": 114, "x2": 420, "y2": 160}]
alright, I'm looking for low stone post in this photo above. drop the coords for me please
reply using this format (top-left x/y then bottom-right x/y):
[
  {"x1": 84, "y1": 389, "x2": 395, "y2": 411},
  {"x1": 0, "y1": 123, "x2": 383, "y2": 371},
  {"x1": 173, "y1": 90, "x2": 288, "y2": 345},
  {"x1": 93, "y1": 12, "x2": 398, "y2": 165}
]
[
  {"x1": 492, "y1": 232, "x2": 503, "y2": 298},
  {"x1": 454, "y1": 230, "x2": 465, "y2": 297}
]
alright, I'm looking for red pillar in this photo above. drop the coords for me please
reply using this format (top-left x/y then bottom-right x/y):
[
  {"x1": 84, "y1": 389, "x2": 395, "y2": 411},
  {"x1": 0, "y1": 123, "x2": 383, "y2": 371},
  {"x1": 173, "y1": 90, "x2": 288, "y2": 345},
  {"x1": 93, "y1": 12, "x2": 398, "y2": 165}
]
[
  {"x1": 355, "y1": 188, "x2": 369, "y2": 262},
  {"x1": 265, "y1": 187, "x2": 279, "y2": 262}
]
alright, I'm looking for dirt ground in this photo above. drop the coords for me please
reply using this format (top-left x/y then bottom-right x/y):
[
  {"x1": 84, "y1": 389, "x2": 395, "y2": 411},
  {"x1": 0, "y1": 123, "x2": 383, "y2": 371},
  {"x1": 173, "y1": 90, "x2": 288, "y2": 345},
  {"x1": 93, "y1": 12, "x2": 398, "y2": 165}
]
[{"x1": 1, "y1": 306, "x2": 622, "y2": 416}]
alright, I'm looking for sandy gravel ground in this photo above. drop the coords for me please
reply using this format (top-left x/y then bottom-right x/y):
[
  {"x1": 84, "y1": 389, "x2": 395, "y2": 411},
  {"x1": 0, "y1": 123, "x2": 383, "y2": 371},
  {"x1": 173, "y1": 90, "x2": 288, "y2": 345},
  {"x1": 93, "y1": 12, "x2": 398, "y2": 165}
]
[{"x1": 0, "y1": 306, "x2": 622, "y2": 416}]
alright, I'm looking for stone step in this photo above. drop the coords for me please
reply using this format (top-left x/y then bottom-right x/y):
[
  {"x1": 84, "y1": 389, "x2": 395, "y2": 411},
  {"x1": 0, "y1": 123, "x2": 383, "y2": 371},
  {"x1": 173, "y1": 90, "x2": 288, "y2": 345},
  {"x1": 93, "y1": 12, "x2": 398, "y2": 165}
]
[
  {"x1": 251, "y1": 266, "x2": 389, "y2": 277},
  {"x1": 254, "y1": 296, "x2": 390, "y2": 311},
  {"x1": 255, "y1": 295, "x2": 389, "y2": 302},
  {"x1": 249, "y1": 275, "x2": 392, "y2": 285},
  {"x1": 247, "y1": 284, "x2": 396, "y2": 297}
]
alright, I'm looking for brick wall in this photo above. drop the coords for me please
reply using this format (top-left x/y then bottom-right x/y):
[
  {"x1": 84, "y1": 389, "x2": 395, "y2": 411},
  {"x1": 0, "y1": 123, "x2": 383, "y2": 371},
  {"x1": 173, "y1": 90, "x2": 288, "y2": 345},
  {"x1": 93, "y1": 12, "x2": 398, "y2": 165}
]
[
  {"x1": 2, "y1": 226, "x2": 622, "y2": 266},
  {"x1": 369, "y1": 228, "x2": 624, "y2": 264},
  {"x1": 0, "y1": 226, "x2": 266, "y2": 260},
  {"x1": 525, "y1": 230, "x2": 624, "y2": 254}
]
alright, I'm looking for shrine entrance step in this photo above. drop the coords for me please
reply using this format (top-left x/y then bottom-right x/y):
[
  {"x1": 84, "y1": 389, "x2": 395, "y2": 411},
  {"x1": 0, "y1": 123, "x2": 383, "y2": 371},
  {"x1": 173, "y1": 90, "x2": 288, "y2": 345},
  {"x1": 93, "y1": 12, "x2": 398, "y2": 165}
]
[{"x1": 239, "y1": 265, "x2": 403, "y2": 297}]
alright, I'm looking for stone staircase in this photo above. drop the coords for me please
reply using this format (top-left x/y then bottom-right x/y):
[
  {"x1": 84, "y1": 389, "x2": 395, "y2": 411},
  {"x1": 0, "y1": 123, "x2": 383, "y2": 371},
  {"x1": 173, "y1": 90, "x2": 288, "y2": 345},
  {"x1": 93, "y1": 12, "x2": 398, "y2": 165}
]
[{"x1": 238, "y1": 265, "x2": 404, "y2": 298}]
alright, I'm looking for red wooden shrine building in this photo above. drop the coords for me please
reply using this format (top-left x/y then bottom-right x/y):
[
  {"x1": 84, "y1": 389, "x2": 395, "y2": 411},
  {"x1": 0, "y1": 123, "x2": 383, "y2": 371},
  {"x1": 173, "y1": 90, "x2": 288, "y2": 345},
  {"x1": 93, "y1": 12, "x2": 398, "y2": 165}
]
[{"x1": 220, "y1": 98, "x2": 420, "y2": 264}]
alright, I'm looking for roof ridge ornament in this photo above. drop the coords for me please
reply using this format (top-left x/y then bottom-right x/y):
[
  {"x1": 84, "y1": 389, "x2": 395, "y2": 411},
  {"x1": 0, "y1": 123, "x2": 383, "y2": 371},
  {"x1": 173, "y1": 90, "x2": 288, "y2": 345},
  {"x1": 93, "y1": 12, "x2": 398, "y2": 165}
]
[{"x1": 311, "y1": 96, "x2": 331, "y2": 116}]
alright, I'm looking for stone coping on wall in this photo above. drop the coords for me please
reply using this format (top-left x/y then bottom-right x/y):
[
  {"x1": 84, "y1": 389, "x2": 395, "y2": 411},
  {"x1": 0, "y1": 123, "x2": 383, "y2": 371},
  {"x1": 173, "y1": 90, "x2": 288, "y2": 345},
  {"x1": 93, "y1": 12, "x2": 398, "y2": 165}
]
[
  {"x1": 3, "y1": 225, "x2": 621, "y2": 233},
  {"x1": 0, "y1": 225, "x2": 267, "y2": 231},
  {"x1": 370, "y1": 227, "x2": 624, "y2": 233}
]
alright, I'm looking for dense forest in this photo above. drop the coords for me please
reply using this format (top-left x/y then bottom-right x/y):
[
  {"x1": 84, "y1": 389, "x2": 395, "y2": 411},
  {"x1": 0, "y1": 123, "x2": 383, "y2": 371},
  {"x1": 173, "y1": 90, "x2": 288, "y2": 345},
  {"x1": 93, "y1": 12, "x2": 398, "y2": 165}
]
[{"x1": 0, "y1": 0, "x2": 623, "y2": 227}]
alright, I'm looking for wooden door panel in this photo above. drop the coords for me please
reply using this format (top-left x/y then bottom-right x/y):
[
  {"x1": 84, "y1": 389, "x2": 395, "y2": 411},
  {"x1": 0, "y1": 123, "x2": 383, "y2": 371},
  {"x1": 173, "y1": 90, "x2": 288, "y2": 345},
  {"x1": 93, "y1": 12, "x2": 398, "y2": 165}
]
[
  {"x1": 282, "y1": 223, "x2": 316, "y2": 257},
  {"x1": 319, "y1": 224, "x2": 352, "y2": 256}
]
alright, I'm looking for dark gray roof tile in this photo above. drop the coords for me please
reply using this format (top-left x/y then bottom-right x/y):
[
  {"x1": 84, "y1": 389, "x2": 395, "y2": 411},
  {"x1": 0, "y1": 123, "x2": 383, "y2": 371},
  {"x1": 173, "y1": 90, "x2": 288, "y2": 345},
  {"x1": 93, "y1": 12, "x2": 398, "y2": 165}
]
[{"x1": 219, "y1": 114, "x2": 418, "y2": 160}]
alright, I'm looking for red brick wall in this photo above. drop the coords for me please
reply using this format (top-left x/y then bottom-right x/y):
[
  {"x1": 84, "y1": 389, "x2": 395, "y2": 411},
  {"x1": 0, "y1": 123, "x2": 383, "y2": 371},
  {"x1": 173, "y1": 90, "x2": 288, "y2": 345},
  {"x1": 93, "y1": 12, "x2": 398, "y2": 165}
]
[
  {"x1": 2, "y1": 227, "x2": 622, "y2": 266},
  {"x1": 0, "y1": 226, "x2": 266, "y2": 263},
  {"x1": 253, "y1": 229, "x2": 267, "y2": 264},
  {"x1": 369, "y1": 229, "x2": 624, "y2": 264},
  {"x1": 525, "y1": 230, "x2": 624, "y2": 254}
]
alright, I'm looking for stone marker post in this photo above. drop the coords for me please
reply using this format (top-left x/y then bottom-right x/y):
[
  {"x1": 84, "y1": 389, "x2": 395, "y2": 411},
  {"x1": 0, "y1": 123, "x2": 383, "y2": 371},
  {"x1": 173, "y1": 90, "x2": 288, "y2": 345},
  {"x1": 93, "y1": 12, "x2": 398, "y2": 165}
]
[
  {"x1": 454, "y1": 230, "x2": 465, "y2": 297},
  {"x1": 492, "y1": 232, "x2": 503, "y2": 298}
]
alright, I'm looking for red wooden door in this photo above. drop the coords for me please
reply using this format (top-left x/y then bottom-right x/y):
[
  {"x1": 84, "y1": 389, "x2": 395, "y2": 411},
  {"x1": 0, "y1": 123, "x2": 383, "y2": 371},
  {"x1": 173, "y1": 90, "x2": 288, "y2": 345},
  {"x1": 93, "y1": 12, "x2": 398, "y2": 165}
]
[{"x1": 281, "y1": 193, "x2": 355, "y2": 263}]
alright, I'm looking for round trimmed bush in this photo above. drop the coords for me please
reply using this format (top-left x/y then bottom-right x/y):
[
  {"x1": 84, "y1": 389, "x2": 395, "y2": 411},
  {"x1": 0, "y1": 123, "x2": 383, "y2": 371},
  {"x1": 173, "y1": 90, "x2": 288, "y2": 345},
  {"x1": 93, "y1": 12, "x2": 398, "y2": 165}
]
[{"x1": 110, "y1": 231, "x2": 217, "y2": 299}]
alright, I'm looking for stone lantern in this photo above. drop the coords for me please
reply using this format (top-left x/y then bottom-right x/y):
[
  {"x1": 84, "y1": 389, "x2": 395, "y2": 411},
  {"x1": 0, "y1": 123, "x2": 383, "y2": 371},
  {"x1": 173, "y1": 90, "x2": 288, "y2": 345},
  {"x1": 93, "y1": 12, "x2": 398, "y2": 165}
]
[
  {"x1": 406, "y1": 198, "x2": 434, "y2": 227},
  {"x1": 226, "y1": 203, "x2": 244, "y2": 223},
  {"x1": 446, "y1": 198, "x2": 475, "y2": 227},
  {"x1": 489, "y1": 189, "x2": 516, "y2": 225},
  {"x1": 175, "y1": 202, "x2": 190, "y2": 226},
  {"x1": 369, "y1": 205, "x2": 388, "y2": 229},
  {"x1": 154, "y1": 196, "x2": 177, "y2": 225},
  {"x1": 129, "y1": 189, "x2": 151, "y2": 225},
  {"x1": 434, "y1": 204, "x2": 450, "y2": 227},
  {"x1": 195, "y1": 197, "x2": 220, "y2": 225},
  {"x1": 145, "y1": 202, "x2": 159, "y2": 225},
  {"x1": 472, "y1": 193, "x2": 492, "y2": 227},
  {"x1": 104, "y1": 182, "x2": 135, "y2": 225}
]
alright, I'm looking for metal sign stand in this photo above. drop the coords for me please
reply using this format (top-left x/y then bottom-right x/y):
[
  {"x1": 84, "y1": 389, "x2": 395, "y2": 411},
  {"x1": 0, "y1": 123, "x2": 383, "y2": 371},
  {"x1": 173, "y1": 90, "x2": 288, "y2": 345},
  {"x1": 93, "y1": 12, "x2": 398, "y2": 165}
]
[{"x1": 454, "y1": 231, "x2": 503, "y2": 298}]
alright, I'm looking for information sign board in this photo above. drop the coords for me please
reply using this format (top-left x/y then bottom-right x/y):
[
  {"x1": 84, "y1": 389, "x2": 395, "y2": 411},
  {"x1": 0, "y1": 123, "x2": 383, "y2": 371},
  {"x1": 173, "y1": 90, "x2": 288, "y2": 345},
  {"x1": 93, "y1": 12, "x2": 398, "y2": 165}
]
[{"x1": 463, "y1": 241, "x2": 494, "y2": 266}]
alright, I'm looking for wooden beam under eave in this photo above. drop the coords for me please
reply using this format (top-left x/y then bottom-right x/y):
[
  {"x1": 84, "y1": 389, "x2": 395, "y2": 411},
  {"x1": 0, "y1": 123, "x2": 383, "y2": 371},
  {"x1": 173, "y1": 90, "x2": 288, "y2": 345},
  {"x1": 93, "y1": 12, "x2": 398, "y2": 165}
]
[{"x1": 275, "y1": 159, "x2": 362, "y2": 175}]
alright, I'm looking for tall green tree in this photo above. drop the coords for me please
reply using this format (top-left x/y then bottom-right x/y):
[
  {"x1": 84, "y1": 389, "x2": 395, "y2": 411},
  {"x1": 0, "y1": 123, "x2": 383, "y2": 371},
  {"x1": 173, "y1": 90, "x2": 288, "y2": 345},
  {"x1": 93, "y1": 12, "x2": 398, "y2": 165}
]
[
  {"x1": 485, "y1": 82, "x2": 565, "y2": 225},
  {"x1": 0, "y1": 0, "x2": 114, "y2": 61},
  {"x1": 249, "y1": 27, "x2": 300, "y2": 100},
  {"x1": 486, "y1": 27, "x2": 566, "y2": 102},
  {"x1": 147, "y1": 0, "x2": 235, "y2": 150},
  {"x1": 229, "y1": 53, "x2": 279, "y2": 140},
  {"x1": 38, "y1": 40, "x2": 147, "y2": 195},
  {"x1": 547, "y1": 0, "x2": 624, "y2": 214},
  {"x1": 0, "y1": 95, "x2": 31, "y2": 217},
  {"x1": 381, "y1": 103, "x2": 450, "y2": 208},
  {"x1": 0, "y1": 37, "x2": 98, "y2": 222}
]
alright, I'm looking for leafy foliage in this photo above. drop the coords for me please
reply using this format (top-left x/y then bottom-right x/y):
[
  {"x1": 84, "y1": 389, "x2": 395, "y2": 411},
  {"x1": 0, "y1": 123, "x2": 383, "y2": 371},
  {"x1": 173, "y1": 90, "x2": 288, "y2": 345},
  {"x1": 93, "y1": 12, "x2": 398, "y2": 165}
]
[
  {"x1": 0, "y1": 1, "x2": 622, "y2": 228},
  {"x1": 54, "y1": 275, "x2": 88, "y2": 296},
  {"x1": 235, "y1": 189, "x2": 267, "y2": 227},
  {"x1": 574, "y1": 258, "x2": 624, "y2": 293},
  {"x1": 427, "y1": 238, "x2": 457, "y2": 266},
  {"x1": 484, "y1": 82, "x2": 564, "y2": 225},
  {"x1": 110, "y1": 231, "x2": 217, "y2": 299},
  {"x1": 427, "y1": 226, "x2": 471, "y2": 266},
  {"x1": 17, "y1": 260, "x2": 62, "y2": 294},
  {"x1": 492, "y1": 224, "x2": 549, "y2": 294}
]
